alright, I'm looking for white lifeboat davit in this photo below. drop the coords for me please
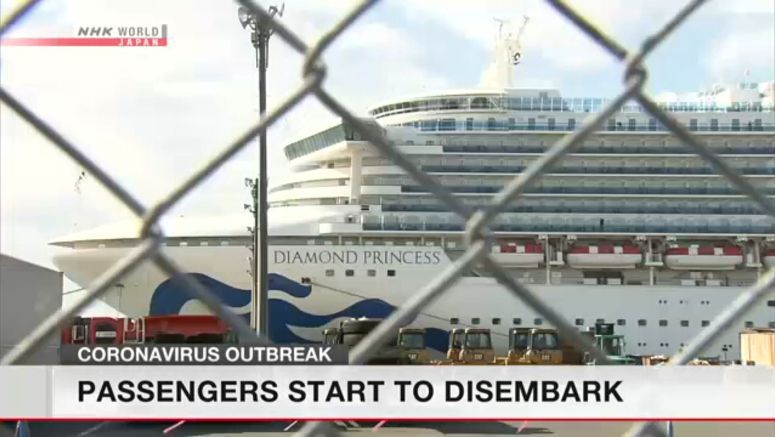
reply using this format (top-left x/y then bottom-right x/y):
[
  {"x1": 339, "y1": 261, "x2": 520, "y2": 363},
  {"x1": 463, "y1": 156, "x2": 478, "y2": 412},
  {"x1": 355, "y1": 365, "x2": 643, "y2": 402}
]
[
  {"x1": 566, "y1": 245, "x2": 642, "y2": 269},
  {"x1": 664, "y1": 246, "x2": 743, "y2": 270},
  {"x1": 763, "y1": 250, "x2": 775, "y2": 268},
  {"x1": 491, "y1": 242, "x2": 543, "y2": 268}
]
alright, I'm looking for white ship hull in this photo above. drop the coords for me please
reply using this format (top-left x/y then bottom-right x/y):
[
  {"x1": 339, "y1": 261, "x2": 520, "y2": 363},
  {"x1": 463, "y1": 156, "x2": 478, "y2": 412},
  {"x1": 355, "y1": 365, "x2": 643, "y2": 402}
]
[{"x1": 53, "y1": 243, "x2": 774, "y2": 359}]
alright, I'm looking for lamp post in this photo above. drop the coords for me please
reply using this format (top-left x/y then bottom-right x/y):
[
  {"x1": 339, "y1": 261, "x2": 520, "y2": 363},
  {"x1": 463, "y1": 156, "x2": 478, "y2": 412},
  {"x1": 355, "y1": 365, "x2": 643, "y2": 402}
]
[{"x1": 238, "y1": 4, "x2": 283, "y2": 337}]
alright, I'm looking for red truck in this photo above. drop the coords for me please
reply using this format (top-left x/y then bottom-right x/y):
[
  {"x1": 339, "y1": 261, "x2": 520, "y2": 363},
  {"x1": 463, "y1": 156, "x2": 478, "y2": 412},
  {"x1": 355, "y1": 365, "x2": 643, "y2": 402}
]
[{"x1": 61, "y1": 315, "x2": 234, "y2": 345}]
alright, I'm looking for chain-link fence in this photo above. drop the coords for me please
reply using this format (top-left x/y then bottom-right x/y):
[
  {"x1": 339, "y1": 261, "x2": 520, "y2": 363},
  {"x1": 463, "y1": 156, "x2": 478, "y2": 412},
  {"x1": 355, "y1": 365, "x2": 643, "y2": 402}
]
[{"x1": 1, "y1": 0, "x2": 774, "y2": 436}]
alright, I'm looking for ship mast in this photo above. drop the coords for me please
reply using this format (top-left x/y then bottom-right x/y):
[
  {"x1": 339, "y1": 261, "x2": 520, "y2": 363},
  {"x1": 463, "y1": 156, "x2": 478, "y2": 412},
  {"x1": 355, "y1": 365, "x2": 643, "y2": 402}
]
[{"x1": 485, "y1": 15, "x2": 529, "y2": 90}]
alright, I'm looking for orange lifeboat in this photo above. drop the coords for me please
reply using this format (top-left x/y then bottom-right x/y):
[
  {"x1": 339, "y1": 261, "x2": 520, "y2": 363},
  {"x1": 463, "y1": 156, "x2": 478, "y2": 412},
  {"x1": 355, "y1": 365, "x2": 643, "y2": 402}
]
[
  {"x1": 491, "y1": 242, "x2": 543, "y2": 268},
  {"x1": 566, "y1": 244, "x2": 642, "y2": 269},
  {"x1": 664, "y1": 246, "x2": 743, "y2": 270},
  {"x1": 763, "y1": 250, "x2": 775, "y2": 268}
]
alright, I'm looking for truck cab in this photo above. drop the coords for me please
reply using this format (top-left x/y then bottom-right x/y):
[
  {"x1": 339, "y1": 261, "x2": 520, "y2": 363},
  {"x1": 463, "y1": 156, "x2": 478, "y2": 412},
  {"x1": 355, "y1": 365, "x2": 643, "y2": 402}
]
[
  {"x1": 522, "y1": 328, "x2": 563, "y2": 364},
  {"x1": 585, "y1": 323, "x2": 637, "y2": 365},
  {"x1": 502, "y1": 327, "x2": 531, "y2": 364},
  {"x1": 397, "y1": 327, "x2": 430, "y2": 364},
  {"x1": 458, "y1": 328, "x2": 495, "y2": 364},
  {"x1": 446, "y1": 328, "x2": 465, "y2": 362},
  {"x1": 322, "y1": 328, "x2": 339, "y2": 345}
]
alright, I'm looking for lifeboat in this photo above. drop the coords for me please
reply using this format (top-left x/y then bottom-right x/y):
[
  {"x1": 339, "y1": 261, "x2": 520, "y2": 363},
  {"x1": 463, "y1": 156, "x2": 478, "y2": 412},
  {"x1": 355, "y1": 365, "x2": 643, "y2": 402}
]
[
  {"x1": 763, "y1": 250, "x2": 775, "y2": 268},
  {"x1": 491, "y1": 242, "x2": 543, "y2": 268},
  {"x1": 664, "y1": 246, "x2": 743, "y2": 270},
  {"x1": 566, "y1": 244, "x2": 642, "y2": 269}
]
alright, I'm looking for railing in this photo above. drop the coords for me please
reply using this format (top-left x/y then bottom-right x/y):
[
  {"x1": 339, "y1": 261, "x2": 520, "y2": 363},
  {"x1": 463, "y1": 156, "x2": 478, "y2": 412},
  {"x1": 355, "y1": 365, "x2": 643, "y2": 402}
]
[
  {"x1": 371, "y1": 95, "x2": 775, "y2": 119},
  {"x1": 440, "y1": 144, "x2": 775, "y2": 155},
  {"x1": 420, "y1": 164, "x2": 775, "y2": 176},
  {"x1": 401, "y1": 185, "x2": 775, "y2": 196},
  {"x1": 362, "y1": 215, "x2": 775, "y2": 235}
]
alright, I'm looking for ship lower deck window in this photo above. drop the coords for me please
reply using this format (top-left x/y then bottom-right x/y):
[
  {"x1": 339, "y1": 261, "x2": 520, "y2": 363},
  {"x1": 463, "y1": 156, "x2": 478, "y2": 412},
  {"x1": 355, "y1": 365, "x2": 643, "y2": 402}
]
[
  {"x1": 617, "y1": 319, "x2": 626, "y2": 326},
  {"x1": 345, "y1": 269, "x2": 354, "y2": 277},
  {"x1": 575, "y1": 318, "x2": 584, "y2": 326},
  {"x1": 769, "y1": 322, "x2": 775, "y2": 329},
  {"x1": 596, "y1": 318, "x2": 605, "y2": 324},
  {"x1": 638, "y1": 319, "x2": 647, "y2": 326},
  {"x1": 450, "y1": 318, "x2": 459, "y2": 325},
  {"x1": 472, "y1": 318, "x2": 480, "y2": 325},
  {"x1": 659, "y1": 320, "x2": 668, "y2": 327},
  {"x1": 387, "y1": 269, "x2": 396, "y2": 277},
  {"x1": 701, "y1": 320, "x2": 710, "y2": 327},
  {"x1": 744, "y1": 321, "x2": 754, "y2": 328},
  {"x1": 325, "y1": 269, "x2": 334, "y2": 277},
  {"x1": 512, "y1": 318, "x2": 522, "y2": 326},
  {"x1": 767, "y1": 300, "x2": 775, "y2": 307},
  {"x1": 367, "y1": 269, "x2": 376, "y2": 277},
  {"x1": 681, "y1": 320, "x2": 689, "y2": 327},
  {"x1": 534, "y1": 318, "x2": 543, "y2": 326},
  {"x1": 492, "y1": 318, "x2": 501, "y2": 325}
]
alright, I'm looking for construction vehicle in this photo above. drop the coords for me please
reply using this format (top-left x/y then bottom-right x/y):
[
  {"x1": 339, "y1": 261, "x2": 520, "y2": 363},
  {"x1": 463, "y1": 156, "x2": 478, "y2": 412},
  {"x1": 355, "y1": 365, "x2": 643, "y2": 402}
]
[
  {"x1": 740, "y1": 328, "x2": 775, "y2": 366},
  {"x1": 496, "y1": 327, "x2": 532, "y2": 364},
  {"x1": 396, "y1": 327, "x2": 432, "y2": 364},
  {"x1": 60, "y1": 315, "x2": 235, "y2": 346},
  {"x1": 520, "y1": 328, "x2": 564, "y2": 364},
  {"x1": 435, "y1": 328, "x2": 495, "y2": 365},
  {"x1": 446, "y1": 328, "x2": 465, "y2": 361},
  {"x1": 583, "y1": 323, "x2": 638, "y2": 365},
  {"x1": 322, "y1": 327, "x2": 339, "y2": 345},
  {"x1": 322, "y1": 317, "x2": 430, "y2": 364}
]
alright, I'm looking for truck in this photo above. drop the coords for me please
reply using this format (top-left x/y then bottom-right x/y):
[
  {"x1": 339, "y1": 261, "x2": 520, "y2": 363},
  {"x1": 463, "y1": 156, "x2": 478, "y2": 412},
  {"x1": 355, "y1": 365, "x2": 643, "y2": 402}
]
[
  {"x1": 60, "y1": 315, "x2": 235, "y2": 346},
  {"x1": 517, "y1": 328, "x2": 565, "y2": 364},
  {"x1": 321, "y1": 318, "x2": 431, "y2": 365},
  {"x1": 436, "y1": 328, "x2": 495, "y2": 365},
  {"x1": 583, "y1": 323, "x2": 638, "y2": 365},
  {"x1": 740, "y1": 328, "x2": 775, "y2": 366}
]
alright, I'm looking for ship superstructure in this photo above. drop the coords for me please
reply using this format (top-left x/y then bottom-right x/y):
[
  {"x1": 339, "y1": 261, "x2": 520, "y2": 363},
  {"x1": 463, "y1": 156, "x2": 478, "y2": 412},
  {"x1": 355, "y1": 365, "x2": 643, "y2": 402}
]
[{"x1": 51, "y1": 22, "x2": 775, "y2": 358}]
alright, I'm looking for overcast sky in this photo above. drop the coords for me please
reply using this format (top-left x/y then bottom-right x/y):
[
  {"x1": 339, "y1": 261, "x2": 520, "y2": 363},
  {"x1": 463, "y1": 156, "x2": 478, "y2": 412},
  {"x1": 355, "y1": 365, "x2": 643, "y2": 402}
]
[{"x1": 1, "y1": 0, "x2": 773, "y2": 290}]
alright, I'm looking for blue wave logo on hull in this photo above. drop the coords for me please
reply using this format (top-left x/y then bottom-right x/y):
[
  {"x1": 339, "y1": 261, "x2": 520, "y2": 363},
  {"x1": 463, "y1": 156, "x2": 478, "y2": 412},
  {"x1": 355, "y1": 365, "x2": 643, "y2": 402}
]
[{"x1": 149, "y1": 273, "x2": 449, "y2": 351}]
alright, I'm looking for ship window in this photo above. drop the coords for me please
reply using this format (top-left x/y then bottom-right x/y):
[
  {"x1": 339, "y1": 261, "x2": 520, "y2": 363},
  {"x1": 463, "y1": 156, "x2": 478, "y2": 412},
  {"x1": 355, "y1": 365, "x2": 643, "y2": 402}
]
[
  {"x1": 681, "y1": 320, "x2": 689, "y2": 327},
  {"x1": 325, "y1": 269, "x2": 334, "y2": 277},
  {"x1": 567, "y1": 118, "x2": 576, "y2": 130},
  {"x1": 710, "y1": 119, "x2": 718, "y2": 131},
  {"x1": 387, "y1": 269, "x2": 396, "y2": 277},
  {"x1": 731, "y1": 119, "x2": 740, "y2": 131},
  {"x1": 744, "y1": 321, "x2": 754, "y2": 328},
  {"x1": 627, "y1": 118, "x2": 636, "y2": 131},
  {"x1": 767, "y1": 300, "x2": 775, "y2": 307},
  {"x1": 596, "y1": 318, "x2": 605, "y2": 324},
  {"x1": 367, "y1": 269, "x2": 376, "y2": 277},
  {"x1": 607, "y1": 119, "x2": 616, "y2": 131},
  {"x1": 465, "y1": 118, "x2": 473, "y2": 131},
  {"x1": 575, "y1": 318, "x2": 584, "y2": 326},
  {"x1": 512, "y1": 318, "x2": 522, "y2": 325},
  {"x1": 450, "y1": 318, "x2": 459, "y2": 325},
  {"x1": 689, "y1": 119, "x2": 698, "y2": 131},
  {"x1": 548, "y1": 118, "x2": 556, "y2": 130},
  {"x1": 345, "y1": 269, "x2": 354, "y2": 277},
  {"x1": 769, "y1": 322, "x2": 775, "y2": 329},
  {"x1": 617, "y1": 319, "x2": 626, "y2": 326},
  {"x1": 648, "y1": 118, "x2": 657, "y2": 131},
  {"x1": 472, "y1": 318, "x2": 480, "y2": 325},
  {"x1": 492, "y1": 318, "x2": 501, "y2": 325},
  {"x1": 534, "y1": 318, "x2": 543, "y2": 326},
  {"x1": 638, "y1": 319, "x2": 647, "y2": 326},
  {"x1": 701, "y1": 320, "x2": 710, "y2": 327},
  {"x1": 659, "y1": 320, "x2": 668, "y2": 327}
]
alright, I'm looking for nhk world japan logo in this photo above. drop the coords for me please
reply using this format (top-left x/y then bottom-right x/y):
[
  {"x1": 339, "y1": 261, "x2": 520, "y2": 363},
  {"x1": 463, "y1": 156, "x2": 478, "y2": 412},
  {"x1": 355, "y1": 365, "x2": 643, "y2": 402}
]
[{"x1": 1, "y1": 25, "x2": 167, "y2": 46}]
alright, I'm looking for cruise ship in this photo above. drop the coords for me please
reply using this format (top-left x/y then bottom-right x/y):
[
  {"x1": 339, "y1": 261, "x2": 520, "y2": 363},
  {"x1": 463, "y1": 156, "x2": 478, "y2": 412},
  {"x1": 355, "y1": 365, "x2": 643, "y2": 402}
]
[{"x1": 51, "y1": 24, "x2": 775, "y2": 359}]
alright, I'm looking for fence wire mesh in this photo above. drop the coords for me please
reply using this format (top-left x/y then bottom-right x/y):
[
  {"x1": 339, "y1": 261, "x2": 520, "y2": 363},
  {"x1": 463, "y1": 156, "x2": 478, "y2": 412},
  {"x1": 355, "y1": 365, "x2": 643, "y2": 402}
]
[{"x1": 1, "y1": 0, "x2": 774, "y2": 436}]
